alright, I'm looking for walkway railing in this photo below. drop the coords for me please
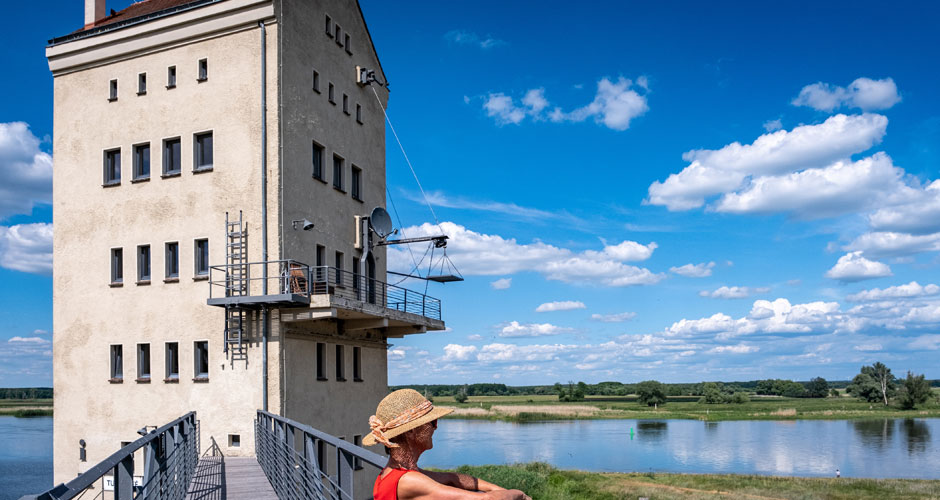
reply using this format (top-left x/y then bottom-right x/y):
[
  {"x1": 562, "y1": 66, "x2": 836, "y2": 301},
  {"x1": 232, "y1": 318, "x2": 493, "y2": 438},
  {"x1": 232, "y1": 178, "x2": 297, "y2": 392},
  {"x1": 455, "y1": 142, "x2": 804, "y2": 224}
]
[
  {"x1": 311, "y1": 266, "x2": 442, "y2": 321},
  {"x1": 256, "y1": 410, "x2": 387, "y2": 500},
  {"x1": 20, "y1": 412, "x2": 199, "y2": 500}
]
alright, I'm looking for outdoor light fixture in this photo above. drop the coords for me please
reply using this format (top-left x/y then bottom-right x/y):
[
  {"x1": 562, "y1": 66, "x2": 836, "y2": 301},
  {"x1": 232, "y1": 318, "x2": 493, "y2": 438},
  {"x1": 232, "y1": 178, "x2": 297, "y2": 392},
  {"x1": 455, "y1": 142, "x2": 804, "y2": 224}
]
[
  {"x1": 79, "y1": 439, "x2": 86, "y2": 462},
  {"x1": 292, "y1": 219, "x2": 315, "y2": 231},
  {"x1": 137, "y1": 427, "x2": 148, "y2": 436}
]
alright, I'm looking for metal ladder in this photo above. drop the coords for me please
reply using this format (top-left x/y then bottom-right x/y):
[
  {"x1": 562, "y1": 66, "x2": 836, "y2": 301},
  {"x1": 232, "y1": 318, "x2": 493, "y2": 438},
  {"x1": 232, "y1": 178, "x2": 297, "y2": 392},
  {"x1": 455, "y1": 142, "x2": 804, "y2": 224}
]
[{"x1": 224, "y1": 211, "x2": 248, "y2": 362}]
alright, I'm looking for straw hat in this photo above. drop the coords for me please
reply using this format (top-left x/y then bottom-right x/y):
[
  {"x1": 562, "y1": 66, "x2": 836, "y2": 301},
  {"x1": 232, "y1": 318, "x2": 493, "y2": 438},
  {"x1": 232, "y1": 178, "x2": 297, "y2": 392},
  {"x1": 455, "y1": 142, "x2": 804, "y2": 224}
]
[{"x1": 363, "y1": 389, "x2": 453, "y2": 447}]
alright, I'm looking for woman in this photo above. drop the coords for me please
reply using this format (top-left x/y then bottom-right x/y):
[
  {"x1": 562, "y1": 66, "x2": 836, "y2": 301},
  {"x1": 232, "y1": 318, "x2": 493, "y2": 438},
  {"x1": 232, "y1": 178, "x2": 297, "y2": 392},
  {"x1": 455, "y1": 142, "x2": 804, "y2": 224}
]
[{"x1": 364, "y1": 389, "x2": 531, "y2": 500}]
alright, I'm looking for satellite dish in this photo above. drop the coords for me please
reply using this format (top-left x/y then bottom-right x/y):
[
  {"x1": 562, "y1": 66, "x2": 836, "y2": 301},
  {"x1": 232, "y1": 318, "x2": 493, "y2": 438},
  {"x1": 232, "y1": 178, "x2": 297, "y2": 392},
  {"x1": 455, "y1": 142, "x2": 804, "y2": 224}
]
[{"x1": 369, "y1": 207, "x2": 394, "y2": 238}]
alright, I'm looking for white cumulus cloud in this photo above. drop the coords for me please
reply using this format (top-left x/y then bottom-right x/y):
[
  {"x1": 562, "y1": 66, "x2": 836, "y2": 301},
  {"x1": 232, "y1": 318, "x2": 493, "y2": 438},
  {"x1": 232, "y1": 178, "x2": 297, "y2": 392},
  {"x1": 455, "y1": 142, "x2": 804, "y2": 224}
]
[
  {"x1": 535, "y1": 301, "x2": 586, "y2": 312},
  {"x1": 590, "y1": 312, "x2": 637, "y2": 323},
  {"x1": 792, "y1": 77, "x2": 901, "y2": 112},
  {"x1": 868, "y1": 180, "x2": 940, "y2": 235},
  {"x1": 844, "y1": 231, "x2": 940, "y2": 259},
  {"x1": 847, "y1": 282, "x2": 940, "y2": 302},
  {"x1": 708, "y1": 344, "x2": 758, "y2": 354},
  {"x1": 699, "y1": 286, "x2": 770, "y2": 299},
  {"x1": 443, "y1": 30, "x2": 506, "y2": 50},
  {"x1": 0, "y1": 223, "x2": 53, "y2": 275},
  {"x1": 825, "y1": 251, "x2": 892, "y2": 282},
  {"x1": 670, "y1": 261, "x2": 715, "y2": 278},
  {"x1": 499, "y1": 321, "x2": 572, "y2": 338},
  {"x1": 853, "y1": 343, "x2": 882, "y2": 352},
  {"x1": 0, "y1": 122, "x2": 53, "y2": 220},
  {"x1": 490, "y1": 278, "x2": 512, "y2": 290},
  {"x1": 443, "y1": 344, "x2": 478, "y2": 361}
]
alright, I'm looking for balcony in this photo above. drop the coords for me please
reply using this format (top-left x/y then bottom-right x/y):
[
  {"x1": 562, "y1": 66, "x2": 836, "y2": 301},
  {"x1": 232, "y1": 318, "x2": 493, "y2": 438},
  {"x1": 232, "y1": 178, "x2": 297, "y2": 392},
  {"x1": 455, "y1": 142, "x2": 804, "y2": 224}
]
[{"x1": 207, "y1": 260, "x2": 444, "y2": 334}]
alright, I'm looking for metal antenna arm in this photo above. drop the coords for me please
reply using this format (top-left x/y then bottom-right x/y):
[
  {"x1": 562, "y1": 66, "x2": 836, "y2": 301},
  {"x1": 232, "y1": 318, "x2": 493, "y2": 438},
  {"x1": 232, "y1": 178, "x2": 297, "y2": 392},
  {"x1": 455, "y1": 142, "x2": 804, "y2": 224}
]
[{"x1": 375, "y1": 235, "x2": 448, "y2": 247}]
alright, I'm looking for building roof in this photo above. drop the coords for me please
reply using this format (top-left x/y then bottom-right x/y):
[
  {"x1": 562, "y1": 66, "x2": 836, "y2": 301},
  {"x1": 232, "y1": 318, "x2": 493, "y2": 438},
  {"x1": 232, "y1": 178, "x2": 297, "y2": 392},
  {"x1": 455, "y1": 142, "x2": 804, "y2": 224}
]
[{"x1": 49, "y1": 0, "x2": 219, "y2": 46}]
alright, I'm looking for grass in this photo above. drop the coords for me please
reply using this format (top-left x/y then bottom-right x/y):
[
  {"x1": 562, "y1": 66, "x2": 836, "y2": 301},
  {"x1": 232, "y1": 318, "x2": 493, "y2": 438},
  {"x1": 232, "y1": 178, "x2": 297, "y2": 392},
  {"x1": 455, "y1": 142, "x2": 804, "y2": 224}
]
[
  {"x1": 436, "y1": 392, "x2": 940, "y2": 422},
  {"x1": 447, "y1": 462, "x2": 940, "y2": 500},
  {"x1": 0, "y1": 398, "x2": 53, "y2": 417}
]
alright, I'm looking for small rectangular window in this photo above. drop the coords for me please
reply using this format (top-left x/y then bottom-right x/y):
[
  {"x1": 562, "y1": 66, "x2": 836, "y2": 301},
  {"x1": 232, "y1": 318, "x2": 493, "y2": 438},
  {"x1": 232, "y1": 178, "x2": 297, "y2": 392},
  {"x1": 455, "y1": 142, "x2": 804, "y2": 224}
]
[
  {"x1": 316, "y1": 342, "x2": 326, "y2": 380},
  {"x1": 353, "y1": 346, "x2": 362, "y2": 381},
  {"x1": 110, "y1": 345, "x2": 123, "y2": 381},
  {"x1": 352, "y1": 435, "x2": 363, "y2": 469},
  {"x1": 328, "y1": 83, "x2": 335, "y2": 104},
  {"x1": 137, "y1": 344, "x2": 151, "y2": 381},
  {"x1": 197, "y1": 58, "x2": 208, "y2": 81},
  {"x1": 343, "y1": 94, "x2": 349, "y2": 114},
  {"x1": 195, "y1": 239, "x2": 209, "y2": 276},
  {"x1": 335, "y1": 25, "x2": 342, "y2": 44},
  {"x1": 104, "y1": 148, "x2": 121, "y2": 185},
  {"x1": 229, "y1": 434, "x2": 241, "y2": 448},
  {"x1": 137, "y1": 245, "x2": 151, "y2": 282},
  {"x1": 312, "y1": 69, "x2": 320, "y2": 92},
  {"x1": 109, "y1": 79, "x2": 118, "y2": 101},
  {"x1": 194, "y1": 132, "x2": 213, "y2": 171},
  {"x1": 165, "y1": 242, "x2": 179, "y2": 279},
  {"x1": 315, "y1": 245, "x2": 326, "y2": 284},
  {"x1": 334, "y1": 251, "x2": 343, "y2": 284},
  {"x1": 137, "y1": 73, "x2": 147, "y2": 95},
  {"x1": 111, "y1": 248, "x2": 123, "y2": 284},
  {"x1": 194, "y1": 341, "x2": 209, "y2": 379},
  {"x1": 356, "y1": 104, "x2": 362, "y2": 124},
  {"x1": 351, "y1": 166, "x2": 362, "y2": 201},
  {"x1": 332, "y1": 155, "x2": 344, "y2": 191},
  {"x1": 335, "y1": 344, "x2": 345, "y2": 381},
  {"x1": 133, "y1": 143, "x2": 150, "y2": 180},
  {"x1": 167, "y1": 66, "x2": 177, "y2": 88},
  {"x1": 325, "y1": 15, "x2": 332, "y2": 37},
  {"x1": 163, "y1": 138, "x2": 181, "y2": 176},
  {"x1": 165, "y1": 342, "x2": 179, "y2": 380},
  {"x1": 317, "y1": 440, "x2": 326, "y2": 472},
  {"x1": 312, "y1": 142, "x2": 324, "y2": 180},
  {"x1": 344, "y1": 33, "x2": 351, "y2": 54}
]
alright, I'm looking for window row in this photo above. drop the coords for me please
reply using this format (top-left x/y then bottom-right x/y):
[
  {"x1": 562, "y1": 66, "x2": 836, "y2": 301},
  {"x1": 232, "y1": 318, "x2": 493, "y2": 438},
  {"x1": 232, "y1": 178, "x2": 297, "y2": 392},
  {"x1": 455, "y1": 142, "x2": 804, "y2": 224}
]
[
  {"x1": 110, "y1": 239, "x2": 208, "y2": 285},
  {"x1": 324, "y1": 14, "x2": 353, "y2": 55},
  {"x1": 109, "y1": 341, "x2": 209, "y2": 383},
  {"x1": 108, "y1": 59, "x2": 207, "y2": 101},
  {"x1": 312, "y1": 69, "x2": 364, "y2": 125},
  {"x1": 315, "y1": 342, "x2": 363, "y2": 382},
  {"x1": 103, "y1": 132, "x2": 213, "y2": 185},
  {"x1": 311, "y1": 142, "x2": 363, "y2": 201}
]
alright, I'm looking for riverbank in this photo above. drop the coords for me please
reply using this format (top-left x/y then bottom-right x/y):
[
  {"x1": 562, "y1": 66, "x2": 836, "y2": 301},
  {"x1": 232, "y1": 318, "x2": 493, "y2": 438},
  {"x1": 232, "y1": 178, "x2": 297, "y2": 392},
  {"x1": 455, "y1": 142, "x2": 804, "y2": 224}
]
[
  {"x1": 434, "y1": 393, "x2": 940, "y2": 421},
  {"x1": 0, "y1": 399, "x2": 53, "y2": 417},
  {"x1": 450, "y1": 463, "x2": 940, "y2": 500}
]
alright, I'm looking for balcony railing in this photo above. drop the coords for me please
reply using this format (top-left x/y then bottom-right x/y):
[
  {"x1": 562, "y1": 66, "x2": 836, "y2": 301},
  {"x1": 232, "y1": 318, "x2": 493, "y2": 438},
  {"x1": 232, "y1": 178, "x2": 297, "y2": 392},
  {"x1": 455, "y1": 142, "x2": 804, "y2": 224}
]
[
  {"x1": 209, "y1": 261, "x2": 442, "y2": 321},
  {"x1": 256, "y1": 410, "x2": 386, "y2": 500}
]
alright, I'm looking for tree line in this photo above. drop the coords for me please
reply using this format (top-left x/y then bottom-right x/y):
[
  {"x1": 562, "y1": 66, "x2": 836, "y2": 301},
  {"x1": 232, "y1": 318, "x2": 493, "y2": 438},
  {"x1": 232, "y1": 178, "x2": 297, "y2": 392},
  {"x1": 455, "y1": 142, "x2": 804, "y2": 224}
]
[{"x1": 0, "y1": 387, "x2": 53, "y2": 399}]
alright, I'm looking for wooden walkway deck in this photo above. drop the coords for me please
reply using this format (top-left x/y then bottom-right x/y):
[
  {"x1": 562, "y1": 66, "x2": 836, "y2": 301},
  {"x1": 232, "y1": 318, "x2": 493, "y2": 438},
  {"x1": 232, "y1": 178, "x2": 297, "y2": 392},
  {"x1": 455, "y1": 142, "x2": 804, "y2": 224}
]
[{"x1": 186, "y1": 456, "x2": 278, "y2": 499}]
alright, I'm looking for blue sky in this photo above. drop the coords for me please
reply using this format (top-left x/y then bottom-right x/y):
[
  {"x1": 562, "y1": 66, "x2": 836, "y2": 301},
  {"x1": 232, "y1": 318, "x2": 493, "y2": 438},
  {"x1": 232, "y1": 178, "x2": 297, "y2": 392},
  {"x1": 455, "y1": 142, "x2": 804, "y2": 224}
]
[{"x1": 2, "y1": 1, "x2": 940, "y2": 387}]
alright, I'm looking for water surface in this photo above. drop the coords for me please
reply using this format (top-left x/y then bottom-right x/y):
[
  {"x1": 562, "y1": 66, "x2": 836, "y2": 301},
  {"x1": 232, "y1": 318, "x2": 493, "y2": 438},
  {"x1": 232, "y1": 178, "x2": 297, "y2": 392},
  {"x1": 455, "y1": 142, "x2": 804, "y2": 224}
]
[
  {"x1": 0, "y1": 416, "x2": 53, "y2": 500},
  {"x1": 422, "y1": 418, "x2": 939, "y2": 479}
]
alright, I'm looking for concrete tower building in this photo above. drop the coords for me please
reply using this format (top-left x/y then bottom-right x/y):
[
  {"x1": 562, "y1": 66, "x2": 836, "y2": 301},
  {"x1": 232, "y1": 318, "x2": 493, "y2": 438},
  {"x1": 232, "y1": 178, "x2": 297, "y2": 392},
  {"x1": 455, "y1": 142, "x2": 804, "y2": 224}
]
[{"x1": 46, "y1": 0, "x2": 443, "y2": 486}]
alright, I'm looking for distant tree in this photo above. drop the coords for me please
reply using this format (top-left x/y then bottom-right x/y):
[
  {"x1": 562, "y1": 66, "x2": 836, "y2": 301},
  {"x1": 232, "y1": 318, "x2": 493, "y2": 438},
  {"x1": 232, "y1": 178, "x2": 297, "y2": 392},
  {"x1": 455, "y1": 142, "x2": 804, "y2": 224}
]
[
  {"x1": 829, "y1": 388, "x2": 841, "y2": 398},
  {"x1": 636, "y1": 380, "x2": 667, "y2": 407},
  {"x1": 700, "y1": 382, "x2": 728, "y2": 404},
  {"x1": 454, "y1": 387, "x2": 469, "y2": 404},
  {"x1": 806, "y1": 377, "x2": 829, "y2": 398},
  {"x1": 575, "y1": 381, "x2": 588, "y2": 401},
  {"x1": 554, "y1": 382, "x2": 567, "y2": 401},
  {"x1": 848, "y1": 362, "x2": 896, "y2": 406},
  {"x1": 731, "y1": 392, "x2": 749, "y2": 404},
  {"x1": 897, "y1": 371, "x2": 932, "y2": 410}
]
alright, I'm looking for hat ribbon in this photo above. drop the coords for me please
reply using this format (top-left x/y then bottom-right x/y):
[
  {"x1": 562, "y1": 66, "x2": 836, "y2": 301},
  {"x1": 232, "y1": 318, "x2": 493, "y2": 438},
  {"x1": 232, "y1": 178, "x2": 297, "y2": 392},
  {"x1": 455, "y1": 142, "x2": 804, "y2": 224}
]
[{"x1": 369, "y1": 400, "x2": 434, "y2": 447}]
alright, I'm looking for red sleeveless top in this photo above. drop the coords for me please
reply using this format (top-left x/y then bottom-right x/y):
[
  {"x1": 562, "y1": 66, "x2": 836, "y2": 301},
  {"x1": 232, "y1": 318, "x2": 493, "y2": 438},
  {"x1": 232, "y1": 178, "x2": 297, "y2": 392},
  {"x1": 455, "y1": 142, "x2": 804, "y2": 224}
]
[{"x1": 373, "y1": 468, "x2": 414, "y2": 500}]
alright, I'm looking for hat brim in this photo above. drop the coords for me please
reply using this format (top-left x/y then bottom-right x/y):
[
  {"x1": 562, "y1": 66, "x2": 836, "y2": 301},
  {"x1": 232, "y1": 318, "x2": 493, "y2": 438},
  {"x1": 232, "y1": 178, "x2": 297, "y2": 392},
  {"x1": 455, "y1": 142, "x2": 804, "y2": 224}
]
[{"x1": 362, "y1": 406, "x2": 454, "y2": 446}]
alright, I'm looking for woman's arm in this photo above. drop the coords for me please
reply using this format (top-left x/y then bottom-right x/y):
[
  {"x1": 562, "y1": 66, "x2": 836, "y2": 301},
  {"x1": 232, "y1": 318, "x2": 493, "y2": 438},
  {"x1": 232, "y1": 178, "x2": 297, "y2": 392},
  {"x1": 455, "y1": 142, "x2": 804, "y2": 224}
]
[
  {"x1": 400, "y1": 471, "x2": 529, "y2": 500},
  {"x1": 420, "y1": 470, "x2": 506, "y2": 492}
]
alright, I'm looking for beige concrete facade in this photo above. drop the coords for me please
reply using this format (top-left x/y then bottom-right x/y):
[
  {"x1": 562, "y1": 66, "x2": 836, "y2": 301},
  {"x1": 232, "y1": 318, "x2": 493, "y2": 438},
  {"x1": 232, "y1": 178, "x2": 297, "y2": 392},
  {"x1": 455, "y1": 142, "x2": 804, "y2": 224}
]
[{"x1": 47, "y1": 0, "x2": 441, "y2": 491}]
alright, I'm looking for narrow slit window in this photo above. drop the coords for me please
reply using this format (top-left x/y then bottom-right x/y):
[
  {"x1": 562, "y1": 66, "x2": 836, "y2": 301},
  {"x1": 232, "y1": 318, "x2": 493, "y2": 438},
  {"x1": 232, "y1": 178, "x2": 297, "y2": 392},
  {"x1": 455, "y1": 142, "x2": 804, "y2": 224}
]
[
  {"x1": 111, "y1": 248, "x2": 123, "y2": 284},
  {"x1": 335, "y1": 345, "x2": 345, "y2": 380},
  {"x1": 137, "y1": 73, "x2": 147, "y2": 95},
  {"x1": 133, "y1": 143, "x2": 150, "y2": 180},
  {"x1": 163, "y1": 138, "x2": 181, "y2": 175},
  {"x1": 167, "y1": 66, "x2": 177, "y2": 88},
  {"x1": 312, "y1": 69, "x2": 320, "y2": 92},
  {"x1": 332, "y1": 155, "x2": 344, "y2": 191},
  {"x1": 194, "y1": 239, "x2": 209, "y2": 276},
  {"x1": 328, "y1": 83, "x2": 335, "y2": 104},
  {"x1": 312, "y1": 142, "x2": 324, "y2": 180},
  {"x1": 334, "y1": 251, "x2": 343, "y2": 284},
  {"x1": 343, "y1": 94, "x2": 349, "y2": 114},
  {"x1": 110, "y1": 345, "x2": 123, "y2": 381},
  {"x1": 137, "y1": 245, "x2": 151, "y2": 282},
  {"x1": 194, "y1": 341, "x2": 209, "y2": 380},
  {"x1": 104, "y1": 148, "x2": 121, "y2": 185},
  {"x1": 137, "y1": 344, "x2": 151, "y2": 381},
  {"x1": 317, "y1": 440, "x2": 326, "y2": 472},
  {"x1": 315, "y1": 245, "x2": 326, "y2": 284},
  {"x1": 351, "y1": 166, "x2": 361, "y2": 201},
  {"x1": 335, "y1": 25, "x2": 342, "y2": 44},
  {"x1": 109, "y1": 79, "x2": 118, "y2": 101},
  {"x1": 194, "y1": 132, "x2": 213, "y2": 171},
  {"x1": 197, "y1": 58, "x2": 208, "y2": 81},
  {"x1": 325, "y1": 15, "x2": 332, "y2": 36},
  {"x1": 356, "y1": 103, "x2": 362, "y2": 124},
  {"x1": 353, "y1": 346, "x2": 362, "y2": 381},
  {"x1": 344, "y1": 33, "x2": 351, "y2": 54},
  {"x1": 165, "y1": 242, "x2": 179, "y2": 279},
  {"x1": 316, "y1": 342, "x2": 326, "y2": 380},
  {"x1": 353, "y1": 435, "x2": 363, "y2": 469},
  {"x1": 165, "y1": 342, "x2": 179, "y2": 380}
]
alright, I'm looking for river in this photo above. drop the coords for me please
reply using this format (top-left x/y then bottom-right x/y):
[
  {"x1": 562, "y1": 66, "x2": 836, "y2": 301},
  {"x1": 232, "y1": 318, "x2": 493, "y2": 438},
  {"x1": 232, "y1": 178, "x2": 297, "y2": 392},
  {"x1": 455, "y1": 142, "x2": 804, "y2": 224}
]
[{"x1": 2, "y1": 416, "x2": 938, "y2": 497}]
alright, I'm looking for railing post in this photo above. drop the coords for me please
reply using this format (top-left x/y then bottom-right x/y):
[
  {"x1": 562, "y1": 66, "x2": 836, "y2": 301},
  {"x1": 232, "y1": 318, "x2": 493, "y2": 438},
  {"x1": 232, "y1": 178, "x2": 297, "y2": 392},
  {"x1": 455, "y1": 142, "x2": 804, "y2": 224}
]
[
  {"x1": 113, "y1": 454, "x2": 134, "y2": 500},
  {"x1": 404, "y1": 289, "x2": 408, "y2": 312},
  {"x1": 337, "y1": 447, "x2": 354, "y2": 499}
]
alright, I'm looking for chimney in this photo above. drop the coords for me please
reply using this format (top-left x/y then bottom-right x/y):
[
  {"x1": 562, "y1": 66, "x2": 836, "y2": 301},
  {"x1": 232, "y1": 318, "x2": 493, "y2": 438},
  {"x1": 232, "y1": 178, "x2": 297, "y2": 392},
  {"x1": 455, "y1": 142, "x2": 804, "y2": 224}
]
[{"x1": 85, "y1": 0, "x2": 106, "y2": 27}]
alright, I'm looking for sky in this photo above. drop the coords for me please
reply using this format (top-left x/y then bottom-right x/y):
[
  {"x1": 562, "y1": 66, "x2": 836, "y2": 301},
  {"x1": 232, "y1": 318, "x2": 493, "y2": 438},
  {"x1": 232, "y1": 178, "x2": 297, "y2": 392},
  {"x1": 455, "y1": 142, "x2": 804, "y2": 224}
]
[{"x1": 2, "y1": 1, "x2": 940, "y2": 387}]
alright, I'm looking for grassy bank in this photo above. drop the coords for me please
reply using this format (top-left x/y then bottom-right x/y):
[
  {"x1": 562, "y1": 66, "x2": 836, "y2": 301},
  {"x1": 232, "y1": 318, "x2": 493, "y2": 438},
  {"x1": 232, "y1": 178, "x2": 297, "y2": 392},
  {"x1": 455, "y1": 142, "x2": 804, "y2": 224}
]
[
  {"x1": 449, "y1": 462, "x2": 940, "y2": 500},
  {"x1": 0, "y1": 399, "x2": 53, "y2": 417},
  {"x1": 434, "y1": 392, "x2": 940, "y2": 422}
]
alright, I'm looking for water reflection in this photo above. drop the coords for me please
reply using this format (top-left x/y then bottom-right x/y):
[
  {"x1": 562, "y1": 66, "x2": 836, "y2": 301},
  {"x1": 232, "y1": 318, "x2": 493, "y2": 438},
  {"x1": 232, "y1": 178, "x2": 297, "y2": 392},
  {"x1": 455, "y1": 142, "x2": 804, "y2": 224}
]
[
  {"x1": 421, "y1": 418, "x2": 940, "y2": 479},
  {"x1": 901, "y1": 419, "x2": 931, "y2": 455}
]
